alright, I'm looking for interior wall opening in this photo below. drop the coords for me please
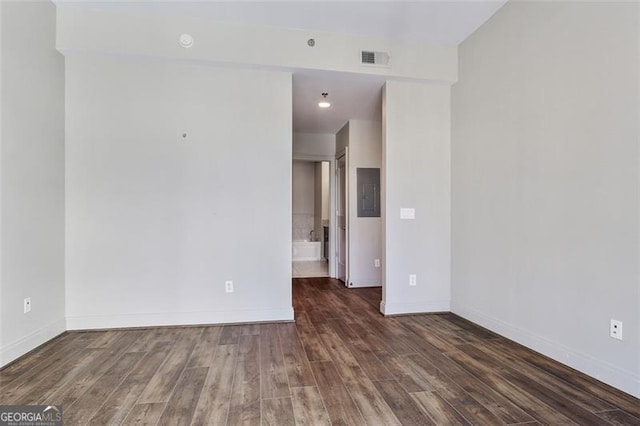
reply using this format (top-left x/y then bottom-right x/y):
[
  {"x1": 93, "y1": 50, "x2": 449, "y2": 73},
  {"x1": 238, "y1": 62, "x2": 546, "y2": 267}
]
[
  {"x1": 291, "y1": 69, "x2": 385, "y2": 314},
  {"x1": 292, "y1": 159, "x2": 331, "y2": 278}
]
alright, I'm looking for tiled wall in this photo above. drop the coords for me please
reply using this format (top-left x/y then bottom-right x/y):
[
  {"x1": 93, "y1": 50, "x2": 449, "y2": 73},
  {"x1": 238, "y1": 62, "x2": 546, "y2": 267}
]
[{"x1": 293, "y1": 214, "x2": 314, "y2": 241}]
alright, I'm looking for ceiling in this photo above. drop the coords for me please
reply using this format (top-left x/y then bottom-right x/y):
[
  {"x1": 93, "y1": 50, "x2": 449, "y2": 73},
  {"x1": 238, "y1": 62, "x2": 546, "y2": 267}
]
[
  {"x1": 293, "y1": 70, "x2": 386, "y2": 134},
  {"x1": 60, "y1": 0, "x2": 507, "y2": 134},
  {"x1": 69, "y1": 1, "x2": 507, "y2": 46}
]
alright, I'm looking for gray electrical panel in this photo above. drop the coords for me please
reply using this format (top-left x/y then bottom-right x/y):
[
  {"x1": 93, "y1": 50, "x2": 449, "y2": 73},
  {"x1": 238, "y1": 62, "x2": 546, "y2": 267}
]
[{"x1": 357, "y1": 168, "x2": 381, "y2": 217}]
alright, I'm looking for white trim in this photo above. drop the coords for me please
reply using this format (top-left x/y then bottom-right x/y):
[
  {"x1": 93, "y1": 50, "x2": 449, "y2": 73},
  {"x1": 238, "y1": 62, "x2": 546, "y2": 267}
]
[
  {"x1": 452, "y1": 303, "x2": 640, "y2": 399},
  {"x1": 0, "y1": 319, "x2": 66, "y2": 368},
  {"x1": 293, "y1": 154, "x2": 332, "y2": 162},
  {"x1": 380, "y1": 299, "x2": 450, "y2": 316},
  {"x1": 336, "y1": 150, "x2": 349, "y2": 284},
  {"x1": 347, "y1": 274, "x2": 382, "y2": 288},
  {"x1": 65, "y1": 307, "x2": 294, "y2": 331},
  {"x1": 348, "y1": 282, "x2": 382, "y2": 288}
]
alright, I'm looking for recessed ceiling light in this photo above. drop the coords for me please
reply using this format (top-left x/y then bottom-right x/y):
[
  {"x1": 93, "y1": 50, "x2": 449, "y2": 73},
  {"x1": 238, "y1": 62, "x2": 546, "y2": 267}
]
[
  {"x1": 179, "y1": 33, "x2": 194, "y2": 48},
  {"x1": 318, "y1": 92, "x2": 331, "y2": 108}
]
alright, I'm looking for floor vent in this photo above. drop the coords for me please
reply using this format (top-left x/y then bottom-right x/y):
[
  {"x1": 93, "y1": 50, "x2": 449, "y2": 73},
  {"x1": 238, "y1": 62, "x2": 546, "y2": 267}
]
[{"x1": 361, "y1": 50, "x2": 390, "y2": 67}]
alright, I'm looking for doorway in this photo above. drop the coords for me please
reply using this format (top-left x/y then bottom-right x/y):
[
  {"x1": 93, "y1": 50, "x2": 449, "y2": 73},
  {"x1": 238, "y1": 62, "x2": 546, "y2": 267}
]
[
  {"x1": 292, "y1": 159, "x2": 331, "y2": 278},
  {"x1": 291, "y1": 70, "x2": 384, "y2": 298}
]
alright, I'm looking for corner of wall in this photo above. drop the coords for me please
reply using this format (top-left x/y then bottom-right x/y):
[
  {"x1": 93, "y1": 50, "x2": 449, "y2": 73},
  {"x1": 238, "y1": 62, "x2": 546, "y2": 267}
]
[
  {"x1": 452, "y1": 302, "x2": 640, "y2": 398},
  {"x1": 0, "y1": 320, "x2": 66, "y2": 367},
  {"x1": 0, "y1": 0, "x2": 67, "y2": 368},
  {"x1": 451, "y1": 0, "x2": 639, "y2": 398}
]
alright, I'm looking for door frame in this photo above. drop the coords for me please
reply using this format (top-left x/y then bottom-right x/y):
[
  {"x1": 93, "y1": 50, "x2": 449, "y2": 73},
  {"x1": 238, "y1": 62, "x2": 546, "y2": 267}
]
[
  {"x1": 335, "y1": 148, "x2": 349, "y2": 286},
  {"x1": 292, "y1": 154, "x2": 337, "y2": 278}
]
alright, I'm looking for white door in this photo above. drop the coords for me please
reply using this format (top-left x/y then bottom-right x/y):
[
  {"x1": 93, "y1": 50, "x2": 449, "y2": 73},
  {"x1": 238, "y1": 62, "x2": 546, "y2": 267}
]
[{"x1": 336, "y1": 154, "x2": 347, "y2": 284}]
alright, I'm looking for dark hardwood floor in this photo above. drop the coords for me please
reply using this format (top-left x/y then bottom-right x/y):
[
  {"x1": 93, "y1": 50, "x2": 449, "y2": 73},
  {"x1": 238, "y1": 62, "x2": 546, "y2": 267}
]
[{"x1": 1, "y1": 277, "x2": 638, "y2": 425}]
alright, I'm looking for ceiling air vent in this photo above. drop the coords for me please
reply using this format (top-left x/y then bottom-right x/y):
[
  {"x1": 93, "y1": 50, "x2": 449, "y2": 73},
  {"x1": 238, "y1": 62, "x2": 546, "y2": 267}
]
[{"x1": 360, "y1": 50, "x2": 390, "y2": 67}]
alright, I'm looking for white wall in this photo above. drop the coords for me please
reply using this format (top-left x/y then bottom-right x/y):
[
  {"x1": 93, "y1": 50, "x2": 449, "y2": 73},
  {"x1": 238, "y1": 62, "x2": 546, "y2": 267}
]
[
  {"x1": 336, "y1": 120, "x2": 384, "y2": 287},
  {"x1": 451, "y1": 1, "x2": 639, "y2": 397},
  {"x1": 382, "y1": 81, "x2": 451, "y2": 314},
  {"x1": 336, "y1": 124, "x2": 349, "y2": 157},
  {"x1": 0, "y1": 1, "x2": 66, "y2": 366},
  {"x1": 0, "y1": 0, "x2": 4, "y2": 364},
  {"x1": 65, "y1": 55, "x2": 293, "y2": 329},
  {"x1": 293, "y1": 132, "x2": 336, "y2": 158},
  {"x1": 292, "y1": 160, "x2": 315, "y2": 241},
  {"x1": 314, "y1": 162, "x2": 322, "y2": 246},
  {"x1": 312, "y1": 161, "x2": 331, "y2": 258},
  {"x1": 292, "y1": 161, "x2": 315, "y2": 215},
  {"x1": 321, "y1": 162, "x2": 330, "y2": 223},
  {"x1": 347, "y1": 120, "x2": 383, "y2": 287},
  {"x1": 56, "y1": 4, "x2": 457, "y2": 83}
]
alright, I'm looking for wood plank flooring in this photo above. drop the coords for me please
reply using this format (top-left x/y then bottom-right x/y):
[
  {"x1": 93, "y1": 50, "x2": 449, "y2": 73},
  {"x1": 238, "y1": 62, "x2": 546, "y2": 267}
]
[{"x1": 1, "y1": 277, "x2": 638, "y2": 425}]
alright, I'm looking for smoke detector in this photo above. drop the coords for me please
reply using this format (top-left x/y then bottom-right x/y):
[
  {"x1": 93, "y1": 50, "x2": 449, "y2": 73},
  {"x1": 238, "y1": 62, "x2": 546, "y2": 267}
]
[{"x1": 179, "y1": 34, "x2": 194, "y2": 48}]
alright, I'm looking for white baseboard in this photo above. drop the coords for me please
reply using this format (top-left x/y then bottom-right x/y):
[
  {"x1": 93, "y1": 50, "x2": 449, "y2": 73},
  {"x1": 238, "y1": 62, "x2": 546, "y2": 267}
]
[
  {"x1": 452, "y1": 302, "x2": 640, "y2": 399},
  {"x1": 380, "y1": 299, "x2": 450, "y2": 316},
  {"x1": 347, "y1": 274, "x2": 382, "y2": 288},
  {"x1": 0, "y1": 318, "x2": 66, "y2": 368},
  {"x1": 66, "y1": 307, "x2": 294, "y2": 330},
  {"x1": 348, "y1": 282, "x2": 382, "y2": 288}
]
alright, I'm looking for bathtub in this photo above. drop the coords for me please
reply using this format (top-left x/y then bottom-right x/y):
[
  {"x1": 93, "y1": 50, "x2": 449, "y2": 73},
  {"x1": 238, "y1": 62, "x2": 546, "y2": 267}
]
[{"x1": 292, "y1": 240, "x2": 322, "y2": 261}]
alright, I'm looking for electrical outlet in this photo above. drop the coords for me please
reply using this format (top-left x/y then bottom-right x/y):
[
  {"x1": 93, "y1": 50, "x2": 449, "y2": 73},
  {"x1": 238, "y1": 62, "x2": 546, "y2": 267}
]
[
  {"x1": 24, "y1": 297, "x2": 31, "y2": 314},
  {"x1": 225, "y1": 281, "x2": 234, "y2": 293},
  {"x1": 409, "y1": 274, "x2": 417, "y2": 286},
  {"x1": 610, "y1": 319, "x2": 623, "y2": 340},
  {"x1": 374, "y1": 259, "x2": 381, "y2": 268}
]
